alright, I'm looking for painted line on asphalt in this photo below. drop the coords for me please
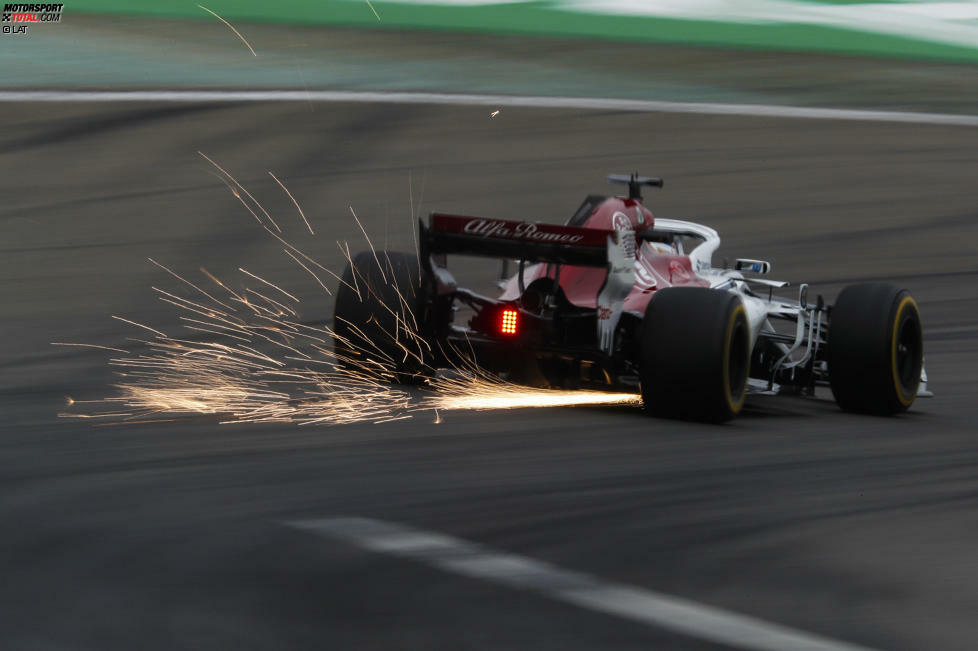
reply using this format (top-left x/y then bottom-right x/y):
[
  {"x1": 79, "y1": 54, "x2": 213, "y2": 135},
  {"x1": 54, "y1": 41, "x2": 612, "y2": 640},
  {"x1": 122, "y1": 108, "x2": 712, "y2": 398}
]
[
  {"x1": 286, "y1": 517, "x2": 875, "y2": 651},
  {"x1": 2, "y1": 90, "x2": 977, "y2": 127}
]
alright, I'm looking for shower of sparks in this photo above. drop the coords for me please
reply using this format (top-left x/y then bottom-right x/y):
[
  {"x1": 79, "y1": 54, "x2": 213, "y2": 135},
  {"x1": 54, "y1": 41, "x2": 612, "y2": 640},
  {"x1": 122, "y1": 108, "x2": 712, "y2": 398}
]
[
  {"x1": 59, "y1": 156, "x2": 642, "y2": 426},
  {"x1": 364, "y1": 0, "x2": 381, "y2": 21},
  {"x1": 430, "y1": 381, "x2": 642, "y2": 411},
  {"x1": 197, "y1": 5, "x2": 257, "y2": 56},
  {"x1": 424, "y1": 354, "x2": 641, "y2": 412}
]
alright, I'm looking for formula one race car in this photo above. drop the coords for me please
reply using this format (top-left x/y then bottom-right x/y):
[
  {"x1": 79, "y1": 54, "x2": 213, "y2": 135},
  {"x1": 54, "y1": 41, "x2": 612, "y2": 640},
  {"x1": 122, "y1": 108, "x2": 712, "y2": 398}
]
[{"x1": 333, "y1": 174, "x2": 929, "y2": 422}]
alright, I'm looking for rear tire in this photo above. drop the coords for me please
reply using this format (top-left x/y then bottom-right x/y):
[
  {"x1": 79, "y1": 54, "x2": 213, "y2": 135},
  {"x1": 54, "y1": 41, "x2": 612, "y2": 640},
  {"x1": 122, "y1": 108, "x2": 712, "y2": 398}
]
[
  {"x1": 828, "y1": 283, "x2": 922, "y2": 415},
  {"x1": 333, "y1": 250, "x2": 432, "y2": 384},
  {"x1": 639, "y1": 287, "x2": 750, "y2": 423}
]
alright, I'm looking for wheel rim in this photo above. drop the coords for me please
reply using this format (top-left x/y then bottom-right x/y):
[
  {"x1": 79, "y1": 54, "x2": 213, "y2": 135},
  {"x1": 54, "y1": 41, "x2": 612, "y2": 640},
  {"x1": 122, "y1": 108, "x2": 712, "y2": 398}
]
[
  {"x1": 724, "y1": 305, "x2": 749, "y2": 414},
  {"x1": 891, "y1": 297, "x2": 922, "y2": 405},
  {"x1": 895, "y1": 310, "x2": 921, "y2": 396},
  {"x1": 729, "y1": 322, "x2": 749, "y2": 404}
]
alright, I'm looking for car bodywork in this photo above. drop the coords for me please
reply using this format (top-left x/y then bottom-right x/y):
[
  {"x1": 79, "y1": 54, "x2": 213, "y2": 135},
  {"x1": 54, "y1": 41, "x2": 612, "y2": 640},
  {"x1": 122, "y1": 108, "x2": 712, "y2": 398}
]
[{"x1": 415, "y1": 174, "x2": 930, "y2": 403}]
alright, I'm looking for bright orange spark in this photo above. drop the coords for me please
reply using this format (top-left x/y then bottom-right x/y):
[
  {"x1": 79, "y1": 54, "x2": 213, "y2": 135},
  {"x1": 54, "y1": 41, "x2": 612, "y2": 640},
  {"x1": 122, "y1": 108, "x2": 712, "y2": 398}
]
[
  {"x1": 364, "y1": 0, "x2": 381, "y2": 21},
  {"x1": 52, "y1": 342, "x2": 130, "y2": 354},
  {"x1": 148, "y1": 258, "x2": 236, "y2": 311},
  {"x1": 199, "y1": 152, "x2": 282, "y2": 233},
  {"x1": 238, "y1": 267, "x2": 300, "y2": 303},
  {"x1": 197, "y1": 5, "x2": 257, "y2": 56},
  {"x1": 200, "y1": 267, "x2": 247, "y2": 303},
  {"x1": 349, "y1": 206, "x2": 387, "y2": 284},
  {"x1": 111, "y1": 315, "x2": 168, "y2": 338},
  {"x1": 283, "y1": 249, "x2": 333, "y2": 297},
  {"x1": 268, "y1": 171, "x2": 314, "y2": 235}
]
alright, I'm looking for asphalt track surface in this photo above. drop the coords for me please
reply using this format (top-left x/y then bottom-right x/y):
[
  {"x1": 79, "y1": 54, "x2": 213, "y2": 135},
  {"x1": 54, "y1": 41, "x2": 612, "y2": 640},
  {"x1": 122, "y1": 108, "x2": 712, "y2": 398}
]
[{"x1": 2, "y1": 100, "x2": 978, "y2": 650}]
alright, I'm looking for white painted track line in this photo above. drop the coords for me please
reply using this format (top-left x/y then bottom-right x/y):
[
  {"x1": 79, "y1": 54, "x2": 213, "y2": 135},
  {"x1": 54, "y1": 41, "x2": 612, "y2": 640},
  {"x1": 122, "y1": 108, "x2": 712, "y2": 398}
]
[
  {"x1": 2, "y1": 90, "x2": 977, "y2": 127},
  {"x1": 287, "y1": 517, "x2": 876, "y2": 651}
]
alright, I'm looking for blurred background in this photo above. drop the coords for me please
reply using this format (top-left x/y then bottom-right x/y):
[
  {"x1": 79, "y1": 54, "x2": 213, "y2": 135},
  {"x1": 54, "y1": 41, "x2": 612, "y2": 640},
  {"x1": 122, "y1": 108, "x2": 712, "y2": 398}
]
[
  {"x1": 2, "y1": 2, "x2": 977, "y2": 650},
  {"x1": 6, "y1": 0, "x2": 978, "y2": 108}
]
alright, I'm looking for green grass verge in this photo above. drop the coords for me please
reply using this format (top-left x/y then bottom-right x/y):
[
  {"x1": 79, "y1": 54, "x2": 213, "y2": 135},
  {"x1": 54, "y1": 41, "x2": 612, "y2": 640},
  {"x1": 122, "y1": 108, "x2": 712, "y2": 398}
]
[{"x1": 69, "y1": 0, "x2": 978, "y2": 63}]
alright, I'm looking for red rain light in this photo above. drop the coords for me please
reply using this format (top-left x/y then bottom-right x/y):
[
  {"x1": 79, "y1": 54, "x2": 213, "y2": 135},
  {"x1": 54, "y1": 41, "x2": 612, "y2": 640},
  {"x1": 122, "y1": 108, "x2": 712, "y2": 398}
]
[{"x1": 499, "y1": 309, "x2": 519, "y2": 335}]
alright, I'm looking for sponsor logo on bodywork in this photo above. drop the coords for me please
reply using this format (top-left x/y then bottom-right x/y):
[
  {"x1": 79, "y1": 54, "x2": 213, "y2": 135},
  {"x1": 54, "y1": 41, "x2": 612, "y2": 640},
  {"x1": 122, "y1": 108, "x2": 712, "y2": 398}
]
[
  {"x1": 463, "y1": 218, "x2": 585, "y2": 244},
  {"x1": 431, "y1": 213, "x2": 610, "y2": 247}
]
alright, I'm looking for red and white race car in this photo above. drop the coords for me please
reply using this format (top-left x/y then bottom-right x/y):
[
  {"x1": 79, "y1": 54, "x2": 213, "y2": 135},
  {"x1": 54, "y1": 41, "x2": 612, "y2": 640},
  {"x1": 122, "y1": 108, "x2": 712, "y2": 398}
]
[{"x1": 334, "y1": 174, "x2": 928, "y2": 422}]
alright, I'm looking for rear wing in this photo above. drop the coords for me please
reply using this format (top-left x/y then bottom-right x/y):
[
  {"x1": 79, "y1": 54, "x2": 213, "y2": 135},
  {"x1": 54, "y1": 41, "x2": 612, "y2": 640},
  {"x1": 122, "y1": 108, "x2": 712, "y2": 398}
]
[{"x1": 421, "y1": 213, "x2": 613, "y2": 267}]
